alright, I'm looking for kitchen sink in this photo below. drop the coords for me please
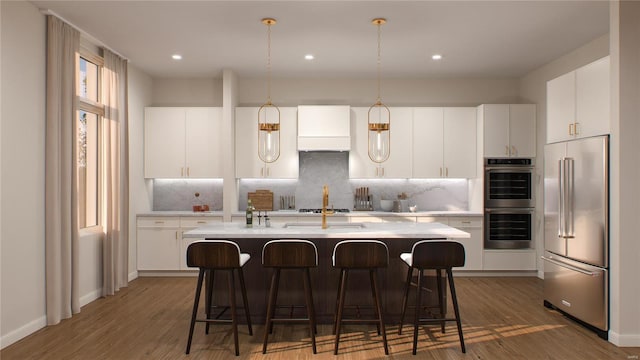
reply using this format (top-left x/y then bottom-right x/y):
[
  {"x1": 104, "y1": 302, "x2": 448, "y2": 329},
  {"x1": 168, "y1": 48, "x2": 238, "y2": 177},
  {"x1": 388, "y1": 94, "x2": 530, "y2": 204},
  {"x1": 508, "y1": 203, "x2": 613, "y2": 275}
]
[{"x1": 282, "y1": 222, "x2": 366, "y2": 230}]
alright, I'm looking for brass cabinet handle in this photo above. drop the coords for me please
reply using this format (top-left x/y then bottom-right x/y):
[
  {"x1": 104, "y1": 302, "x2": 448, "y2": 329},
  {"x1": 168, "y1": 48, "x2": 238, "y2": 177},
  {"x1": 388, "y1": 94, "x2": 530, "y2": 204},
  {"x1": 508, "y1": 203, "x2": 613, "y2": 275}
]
[
  {"x1": 574, "y1": 122, "x2": 580, "y2": 135},
  {"x1": 511, "y1": 145, "x2": 517, "y2": 156},
  {"x1": 569, "y1": 123, "x2": 574, "y2": 136},
  {"x1": 260, "y1": 167, "x2": 264, "y2": 177},
  {"x1": 439, "y1": 167, "x2": 443, "y2": 177},
  {"x1": 187, "y1": 167, "x2": 190, "y2": 177},
  {"x1": 381, "y1": 167, "x2": 385, "y2": 177},
  {"x1": 505, "y1": 145, "x2": 509, "y2": 155},
  {"x1": 445, "y1": 167, "x2": 449, "y2": 177}
]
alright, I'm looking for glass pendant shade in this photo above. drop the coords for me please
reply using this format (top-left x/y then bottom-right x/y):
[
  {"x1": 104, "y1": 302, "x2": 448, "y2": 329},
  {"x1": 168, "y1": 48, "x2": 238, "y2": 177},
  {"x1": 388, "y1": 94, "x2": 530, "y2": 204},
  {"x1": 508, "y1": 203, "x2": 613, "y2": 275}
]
[
  {"x1": 258, "y1": 103, "x2": 280, "y2": 163},
  {"x1": 368, "y1": 102, "x2": 390, "y2": 163}
]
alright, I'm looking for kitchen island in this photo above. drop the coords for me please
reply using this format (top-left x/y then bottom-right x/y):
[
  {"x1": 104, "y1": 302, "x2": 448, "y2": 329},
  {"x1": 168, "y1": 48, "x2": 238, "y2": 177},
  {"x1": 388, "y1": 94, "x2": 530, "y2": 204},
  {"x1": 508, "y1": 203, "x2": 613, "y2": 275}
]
[{"x1": 183, "y1": 221, "x2": 470, "y2": 323}]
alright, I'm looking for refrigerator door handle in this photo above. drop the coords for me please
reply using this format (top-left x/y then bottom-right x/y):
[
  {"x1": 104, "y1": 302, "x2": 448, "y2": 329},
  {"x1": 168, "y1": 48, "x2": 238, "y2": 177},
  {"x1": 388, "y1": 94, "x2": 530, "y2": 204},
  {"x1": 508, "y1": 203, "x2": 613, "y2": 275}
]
[
  {"x1": 541, "y1": 256, "x2": 600, "y2": 277},
  {"x1": 558, "y1": 159, "x2": 565, "y2": 238},
  {"x1": 564, "y1": 158, "x2": 575, "y2": 238}
]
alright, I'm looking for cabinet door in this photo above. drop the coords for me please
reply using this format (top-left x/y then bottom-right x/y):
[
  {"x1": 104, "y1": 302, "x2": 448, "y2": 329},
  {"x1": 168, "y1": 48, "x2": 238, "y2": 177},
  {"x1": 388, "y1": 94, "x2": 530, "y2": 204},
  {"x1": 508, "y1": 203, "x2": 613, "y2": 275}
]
[
  {"x1": 235, "y1": 107, "x2": 263, "y2": 178},
  {"x1": 443, "y1": 107, "x2": 476, "y2": 178},
  {"x1": 576, "y1": 56, "x2": 609, "y2": 139},
  {"x1": 349, "y1": 107, "x2": 377, "y2": 178},
  {"x1": 137, "y1": 227, "x2": 180, "y2": 270},
  {"x1": 144, "y1": 108, "x2": 185, "y2": 178},
  {"x1": 383, "y1": 107, "x2": 413, "y2": 178},
  {"x1": 482, "y1": 104, "x2": 510, "y2": 157},
  {"x1": 412, "y1": 107, "x2": 444, "y2": 178},
  {"x1": 263, "y1": 107, "x2": 299, "y2": 179},
  {"x1": 509, "y1": 104, "x2": 536, "y2": 157},
  {"x1": 547, "y1": 71, "x2": 576, "y2": 143},
  {"x1": 449, "y1": 217, "x2": 483, "y2": 271},
  {"x1": 185, "y1": 108, "x2": 223, "y2": 178},
  {"x1": 236, "y1": 107, "x2": 298, "y2": 178}
]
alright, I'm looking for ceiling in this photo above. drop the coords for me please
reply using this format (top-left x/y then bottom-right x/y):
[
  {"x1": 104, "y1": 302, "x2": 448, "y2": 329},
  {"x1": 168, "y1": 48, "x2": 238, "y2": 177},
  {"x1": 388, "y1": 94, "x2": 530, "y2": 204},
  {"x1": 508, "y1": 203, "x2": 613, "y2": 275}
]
[{"x1": 30, "y1": 1, "x2": 610, "y2": 79}]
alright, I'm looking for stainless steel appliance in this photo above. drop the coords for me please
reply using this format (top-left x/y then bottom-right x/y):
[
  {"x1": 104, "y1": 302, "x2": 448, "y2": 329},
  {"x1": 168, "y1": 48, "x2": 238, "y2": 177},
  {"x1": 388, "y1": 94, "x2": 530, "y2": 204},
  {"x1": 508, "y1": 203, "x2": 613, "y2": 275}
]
[
  {"x1": 484, "y1": 158, "x2": 535, "y2": 249},
  {"x1": 542, "y1": 135, "x2": 608, "y2": 339}
]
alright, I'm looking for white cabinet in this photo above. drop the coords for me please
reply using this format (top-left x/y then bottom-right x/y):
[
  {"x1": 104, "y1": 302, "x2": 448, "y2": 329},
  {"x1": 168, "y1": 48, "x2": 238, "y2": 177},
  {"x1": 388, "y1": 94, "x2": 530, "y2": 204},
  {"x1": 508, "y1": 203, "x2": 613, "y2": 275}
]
[
  {"x1": 449, "y1": 217, "x2": 483, "y2": 271},
  {"x1": 413, "y1": 107, "x2": 476, "y2": 178},
  {"x1": 480, "y1": 104, "x2": 536, "y2": 158},
  {"x1": 349, "y1": 107, "x2": 413, "y2": 178},
  {"x1": 547, "y1": 56, "x2": 610, "y2": 143},
  {"x1": 137, "y1": 216, "x2": 222, "y2": 271},
  {"x1": 137, "y1": 217, "x2": 180, "y2": 270},
  {"x1": 235, "y1": 107, "x2": 298, "y2": 179},
  {"x1": 144, "y1": 107, "x2": 223, "y2": 178},
  {"x1": 483, "y1": 249, "x2": 537, "y2": 271}
]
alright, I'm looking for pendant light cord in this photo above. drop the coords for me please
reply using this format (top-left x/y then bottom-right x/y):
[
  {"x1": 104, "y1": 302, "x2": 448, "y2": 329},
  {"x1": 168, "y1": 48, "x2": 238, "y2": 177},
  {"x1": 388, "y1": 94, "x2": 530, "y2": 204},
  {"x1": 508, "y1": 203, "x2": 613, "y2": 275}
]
[
  {"x1": 377, "y1": 22, "x2": 382, "y2": 104},
  {"x1": 267, "y1": 22, "x2": 272, "y2": 105}
]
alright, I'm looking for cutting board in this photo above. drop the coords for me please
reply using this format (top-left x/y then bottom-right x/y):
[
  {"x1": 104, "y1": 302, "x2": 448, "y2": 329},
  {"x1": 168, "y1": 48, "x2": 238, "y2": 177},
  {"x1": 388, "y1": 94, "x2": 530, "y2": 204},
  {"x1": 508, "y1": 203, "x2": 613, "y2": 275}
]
[{"x1": 248, "y1": 190, "x2": 273, "y2": 211}]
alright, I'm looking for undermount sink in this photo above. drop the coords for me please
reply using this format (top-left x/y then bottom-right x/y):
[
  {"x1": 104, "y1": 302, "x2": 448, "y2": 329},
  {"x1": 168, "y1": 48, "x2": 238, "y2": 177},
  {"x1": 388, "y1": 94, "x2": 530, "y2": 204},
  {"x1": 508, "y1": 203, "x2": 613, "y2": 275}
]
[{"x1": 282, "y1": 222, "x2": 366, "y2": 230}]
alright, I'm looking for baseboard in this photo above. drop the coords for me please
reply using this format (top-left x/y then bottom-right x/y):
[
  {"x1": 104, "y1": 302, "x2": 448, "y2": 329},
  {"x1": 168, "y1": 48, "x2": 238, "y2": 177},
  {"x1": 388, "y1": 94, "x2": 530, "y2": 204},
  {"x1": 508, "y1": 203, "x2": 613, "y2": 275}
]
[
  {"x1": 137, "y1": 270, "x2": 198, "y2": 277},
  {"x1": 128, "y1": 270, "x2": 138, "y2": 282},
  {"x1": 79, "y1": 289, "x2": 102, "y2": 308},
  {"x1": 608, "y1": 331, "x2": 640, "y2": 347},
  {"x1": 0, "y1": 315, "x2": 47, "y2": 349}
]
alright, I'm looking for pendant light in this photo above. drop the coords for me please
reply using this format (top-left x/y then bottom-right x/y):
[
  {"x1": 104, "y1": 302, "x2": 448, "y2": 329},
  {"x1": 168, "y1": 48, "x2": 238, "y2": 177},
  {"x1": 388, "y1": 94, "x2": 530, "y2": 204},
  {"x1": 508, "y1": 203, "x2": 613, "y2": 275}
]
[
  {"x1": 368, "y1": 18, "x2": 391, "y2": 163},
  {"x1": 258, "y1": 17, "x2": 280, "y2": 163}
]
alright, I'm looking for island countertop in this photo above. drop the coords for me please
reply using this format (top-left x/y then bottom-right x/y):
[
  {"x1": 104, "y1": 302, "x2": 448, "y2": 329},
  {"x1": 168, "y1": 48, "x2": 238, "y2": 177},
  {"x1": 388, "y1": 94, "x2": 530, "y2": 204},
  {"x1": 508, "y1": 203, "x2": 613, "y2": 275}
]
[{"x1": 183, "y1": 221, "x2": 470, "y2": 239}]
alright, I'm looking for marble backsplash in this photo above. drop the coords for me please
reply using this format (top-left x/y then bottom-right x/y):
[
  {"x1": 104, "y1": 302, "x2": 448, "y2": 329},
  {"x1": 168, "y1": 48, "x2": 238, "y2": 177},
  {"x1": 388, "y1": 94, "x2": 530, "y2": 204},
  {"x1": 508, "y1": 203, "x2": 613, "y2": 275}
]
[{"x1": 153, "y1": 152, "x2": 468, "y2": 212}]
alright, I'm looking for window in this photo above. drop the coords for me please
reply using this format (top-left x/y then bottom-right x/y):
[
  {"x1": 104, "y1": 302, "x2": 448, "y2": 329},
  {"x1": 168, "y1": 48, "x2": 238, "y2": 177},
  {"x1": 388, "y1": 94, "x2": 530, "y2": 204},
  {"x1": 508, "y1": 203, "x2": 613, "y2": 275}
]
[{"x1": 77, "y1": 52, "x2": 104, "y2": 228}]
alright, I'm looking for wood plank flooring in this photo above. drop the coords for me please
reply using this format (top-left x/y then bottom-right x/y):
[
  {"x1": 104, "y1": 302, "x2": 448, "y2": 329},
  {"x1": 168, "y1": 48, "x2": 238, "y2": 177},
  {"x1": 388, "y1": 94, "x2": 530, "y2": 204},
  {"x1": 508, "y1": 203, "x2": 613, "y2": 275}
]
[{"x1": 2, "y1": 276, "x2": 638, "y2": 360}]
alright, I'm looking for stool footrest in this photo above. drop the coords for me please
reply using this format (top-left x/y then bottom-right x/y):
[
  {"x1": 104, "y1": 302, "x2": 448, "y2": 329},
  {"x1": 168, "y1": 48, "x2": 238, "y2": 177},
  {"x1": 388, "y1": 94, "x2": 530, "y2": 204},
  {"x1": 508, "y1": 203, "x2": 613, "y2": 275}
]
[
  {"x1": 270, "y1": 318, "x2": 312, "y2": 323},
  {"x1": 339, "y1": 319, "x2": 384, "y2": 325}
]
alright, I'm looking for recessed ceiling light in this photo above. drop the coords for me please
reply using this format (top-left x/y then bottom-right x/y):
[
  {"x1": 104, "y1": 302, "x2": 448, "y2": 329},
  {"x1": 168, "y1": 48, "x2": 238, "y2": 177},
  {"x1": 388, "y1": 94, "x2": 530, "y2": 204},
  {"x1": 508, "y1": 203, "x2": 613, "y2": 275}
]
[
  {"x1": 305, "y1": 54, "x2": 315, "y2": 60},
  {"x1": 172, "y1": 54, "x2": 182, "y2": 60},
  {"x1": 432, "y1": 54, "x2": 443, "y2": 60}
]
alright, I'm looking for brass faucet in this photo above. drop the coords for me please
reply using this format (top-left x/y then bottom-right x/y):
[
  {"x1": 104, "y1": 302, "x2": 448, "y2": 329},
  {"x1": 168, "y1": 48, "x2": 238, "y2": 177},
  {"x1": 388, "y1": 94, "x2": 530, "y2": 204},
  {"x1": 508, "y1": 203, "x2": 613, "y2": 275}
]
[{"x1": 321, "y1": 185, "x2": 334, "y2": 229}]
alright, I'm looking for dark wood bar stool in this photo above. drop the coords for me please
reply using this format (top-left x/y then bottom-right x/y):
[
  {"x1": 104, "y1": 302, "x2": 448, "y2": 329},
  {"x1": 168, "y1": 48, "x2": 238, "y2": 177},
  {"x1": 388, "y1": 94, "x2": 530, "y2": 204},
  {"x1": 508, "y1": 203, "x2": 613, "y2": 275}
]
[
  {"x1": 185, "y1": 240, "x2": 253, "y2": 356},
  {"x1": 398, "y1": 240, "x2": 466, "y2": 355},
  {"x1": 261, "y1": 239, "x2": 318, "y2": 354},
  {"x1": 332, "y1": 240, "x2": 389, "y2": 355}
]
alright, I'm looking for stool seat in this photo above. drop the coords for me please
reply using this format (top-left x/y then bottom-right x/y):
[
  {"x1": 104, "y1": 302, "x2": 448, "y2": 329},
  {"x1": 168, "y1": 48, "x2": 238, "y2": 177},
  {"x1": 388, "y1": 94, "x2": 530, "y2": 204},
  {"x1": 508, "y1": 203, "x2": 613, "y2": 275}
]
[
  {"x1": 185, "y1": 240, "x2": 253, "y2": 356},
  {"x1": 262, "y1": 240, "x2": 318, "y2": 354},
  {"x1": 398, "y1": 240, "x2": 466, "y2": 355},
  {"x1": 332, "y1": 240, "x2": 389, "y2": 355}
]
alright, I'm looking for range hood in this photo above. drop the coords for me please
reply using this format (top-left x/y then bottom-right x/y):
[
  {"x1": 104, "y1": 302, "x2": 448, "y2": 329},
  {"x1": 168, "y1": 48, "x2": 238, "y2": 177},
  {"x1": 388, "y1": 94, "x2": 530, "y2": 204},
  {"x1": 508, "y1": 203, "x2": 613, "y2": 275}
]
[{"x1": 297, "y1": 105, "x2": 351, "y2": 151}]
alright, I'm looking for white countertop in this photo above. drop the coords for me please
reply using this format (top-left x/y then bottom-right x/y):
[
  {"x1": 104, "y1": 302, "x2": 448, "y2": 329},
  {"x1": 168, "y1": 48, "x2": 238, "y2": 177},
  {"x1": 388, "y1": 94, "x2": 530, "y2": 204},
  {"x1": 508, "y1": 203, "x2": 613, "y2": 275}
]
[
  {"x1": 137, "y1": 210, "x2": 482, "y2": 218},
  {"x1": 183, "y1": 221, "x2": 470, "y2": 239}
]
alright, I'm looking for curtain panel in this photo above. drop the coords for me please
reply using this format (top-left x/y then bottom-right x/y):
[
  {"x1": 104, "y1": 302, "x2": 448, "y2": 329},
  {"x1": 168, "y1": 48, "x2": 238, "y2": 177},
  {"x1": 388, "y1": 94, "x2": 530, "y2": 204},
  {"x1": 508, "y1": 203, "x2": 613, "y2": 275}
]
[
  {"x1": 102, "y1": 50, "x2": 130, "y2": 295},
  {"x1": 45, "y1": 15, "x2": 81, "y2": 325}
]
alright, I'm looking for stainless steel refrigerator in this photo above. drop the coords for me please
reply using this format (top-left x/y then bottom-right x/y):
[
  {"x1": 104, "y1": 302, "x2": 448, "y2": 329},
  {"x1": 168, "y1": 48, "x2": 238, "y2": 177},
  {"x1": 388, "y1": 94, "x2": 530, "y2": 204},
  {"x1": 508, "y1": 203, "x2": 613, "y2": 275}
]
[{"x1": 543, "y1": 135, "x2": 608, "y2": 339}]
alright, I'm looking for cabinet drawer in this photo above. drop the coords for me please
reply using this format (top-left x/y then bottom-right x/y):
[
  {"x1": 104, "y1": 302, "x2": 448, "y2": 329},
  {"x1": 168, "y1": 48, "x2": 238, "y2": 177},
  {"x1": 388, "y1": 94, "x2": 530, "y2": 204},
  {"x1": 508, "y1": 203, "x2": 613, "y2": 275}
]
[
  {"x1": 180, "y1": 217, "x2": 223, "y2": 228},
  {"x1": 381, "y1": 216, "x2": 416, "y2": 223},
  {"x1": 137, "y1": 217, "x2": 180, "y2": 228},
  {"x1": 449, "y1": 217, "x2": 482, "y2": 228},
  {"x1": 416, "y1": 216, "x2": 448, "y2": 224},
  {"x1": 483, "y1": 249, "x2": 536, "y2": 270}
]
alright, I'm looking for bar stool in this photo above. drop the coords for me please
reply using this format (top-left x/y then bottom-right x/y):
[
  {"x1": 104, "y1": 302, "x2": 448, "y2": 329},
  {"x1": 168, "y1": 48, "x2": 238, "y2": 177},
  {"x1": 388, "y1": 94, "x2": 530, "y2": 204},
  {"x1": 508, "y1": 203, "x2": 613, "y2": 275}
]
[
  {"x1": 262, "y1": 240, "x2": 318, "y2": 354},
  {"x1": 398, "y1": 240, "x2": 466, "y2": 355},
  {"x1": 185, "y1": 240, "x2": 253, "y2": 356},
  {"x1": 332, "y1": 240, "x2": 389, "y2": 355}
]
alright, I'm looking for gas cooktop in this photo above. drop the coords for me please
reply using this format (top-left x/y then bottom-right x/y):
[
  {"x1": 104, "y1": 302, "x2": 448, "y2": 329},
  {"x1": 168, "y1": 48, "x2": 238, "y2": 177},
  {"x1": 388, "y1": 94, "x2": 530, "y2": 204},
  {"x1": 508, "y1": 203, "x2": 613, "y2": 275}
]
[{"x1": 298, "y1": 208, "x2": 351, "y2": 214}]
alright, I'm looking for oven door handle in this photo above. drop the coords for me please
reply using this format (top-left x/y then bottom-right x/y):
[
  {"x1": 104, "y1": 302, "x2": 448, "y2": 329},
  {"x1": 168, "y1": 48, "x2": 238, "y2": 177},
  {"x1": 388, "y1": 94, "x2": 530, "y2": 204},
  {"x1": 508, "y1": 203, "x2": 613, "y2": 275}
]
[{"x1": 485, "y1": 208, "x2": 534, "y2": 213}]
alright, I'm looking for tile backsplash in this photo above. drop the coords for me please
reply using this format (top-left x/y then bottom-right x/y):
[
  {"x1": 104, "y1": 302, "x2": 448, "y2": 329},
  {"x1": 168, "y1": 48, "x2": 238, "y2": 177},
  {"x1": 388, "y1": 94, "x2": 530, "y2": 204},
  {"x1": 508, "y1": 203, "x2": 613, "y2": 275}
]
[{"x1": 153, "y1": 152, "x2": 468, "y2": 212}]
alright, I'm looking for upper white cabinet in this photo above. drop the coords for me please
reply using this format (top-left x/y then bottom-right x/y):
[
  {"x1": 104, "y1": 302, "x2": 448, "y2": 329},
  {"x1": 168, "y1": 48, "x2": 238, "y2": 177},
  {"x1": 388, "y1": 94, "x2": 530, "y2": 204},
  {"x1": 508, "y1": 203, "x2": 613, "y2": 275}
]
[
  {"x1": 235, "y1": 107, "x2": 298, "y2": 179},
  {"x1": 144, "y1": 107, "x2": 223, "y2": 178},
  {"x1": 349, "y1": 107, "x2": 413, "y2": 178},
  {"x1": 413, "y1": 107, "x2": 476, "y2": 178},
  {"x1": 547, "y1": 56, "x2": 610, "y2": 143},
  {"x1": 480, "y1": 104, "x2": 536, "y2": 158}
]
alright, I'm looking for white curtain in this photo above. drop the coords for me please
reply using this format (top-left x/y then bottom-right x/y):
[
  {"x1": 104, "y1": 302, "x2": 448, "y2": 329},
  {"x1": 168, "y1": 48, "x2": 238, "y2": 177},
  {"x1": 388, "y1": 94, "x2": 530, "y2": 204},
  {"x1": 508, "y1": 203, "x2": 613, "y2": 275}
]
[
  {"x1": 45, "y1": 15, "x2": 81, "y2": 325},
  {"x1": 102, "y1": 49, "x2": 129, "y2": 295}
]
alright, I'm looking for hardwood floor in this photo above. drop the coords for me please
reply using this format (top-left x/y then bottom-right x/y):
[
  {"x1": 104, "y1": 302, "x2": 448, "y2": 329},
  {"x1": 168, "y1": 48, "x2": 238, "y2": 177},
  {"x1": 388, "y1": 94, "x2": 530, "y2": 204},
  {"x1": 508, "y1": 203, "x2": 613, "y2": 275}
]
[{"x1": 2, "y1": 276, "x2": 638, "y2": 359}]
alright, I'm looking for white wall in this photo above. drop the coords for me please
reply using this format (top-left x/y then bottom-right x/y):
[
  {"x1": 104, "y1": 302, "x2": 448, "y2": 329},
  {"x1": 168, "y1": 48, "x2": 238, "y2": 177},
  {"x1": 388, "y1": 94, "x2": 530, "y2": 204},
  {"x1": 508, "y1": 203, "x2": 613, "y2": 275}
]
[
  {"x1": 518, "y1": 34, "x2": 609, "y2": 279},
  {"x1": 609, "y1": 0, "x2": 640, "y2": 347},
  {"x1": 238, "y1": 77, "x2": 520, "y2": 106},
  {"x1": 152, "y1": 78, "x2": 222, "y2": 106},
  {"x1": 128, "y1": 65, "x2": 154, "y2": 279},
  {"x1": 0, "y1": 0, "x2": 47, "y2": 348}
]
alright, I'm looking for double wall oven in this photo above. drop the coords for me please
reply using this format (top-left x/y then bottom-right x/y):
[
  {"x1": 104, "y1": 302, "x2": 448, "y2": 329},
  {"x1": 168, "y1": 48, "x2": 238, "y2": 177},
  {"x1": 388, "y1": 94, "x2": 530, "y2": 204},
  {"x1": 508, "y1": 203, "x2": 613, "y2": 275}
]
[{"x1": 484, "y1": 158, "x2": 534, "y2": 249}]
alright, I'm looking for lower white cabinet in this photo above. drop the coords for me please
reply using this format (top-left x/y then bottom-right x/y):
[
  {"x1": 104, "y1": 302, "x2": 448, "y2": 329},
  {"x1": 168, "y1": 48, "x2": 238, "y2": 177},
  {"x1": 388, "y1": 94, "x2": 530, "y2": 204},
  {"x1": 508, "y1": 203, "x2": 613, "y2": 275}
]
[
  {"x1": 449, "y1": 217, "x2": 483, "y2": 271},
  {"x1": 137, "y1": 216, "x2": 222, "y2": 271},
  {"x1": 483, "y1": 249, "x2": 537, "y2": 271}
]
